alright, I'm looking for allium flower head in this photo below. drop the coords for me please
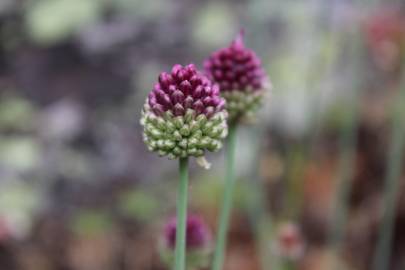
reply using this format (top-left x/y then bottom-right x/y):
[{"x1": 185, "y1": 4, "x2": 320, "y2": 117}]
[
  {"x1": 160, "y1": 214, "x2": 212, "y2": 269},
  {"x1": 205, "y1": 31, "x2": 270, "y2": 122},
  {"x1": 272, "y1": 222, "x2": 304, "y2": 261},
  {"x1": 364, "y1": 9, "x2": 405, "y2": 71},
  {"x1": 141, "y1": 64, "x2": 228, "y2": 164}
]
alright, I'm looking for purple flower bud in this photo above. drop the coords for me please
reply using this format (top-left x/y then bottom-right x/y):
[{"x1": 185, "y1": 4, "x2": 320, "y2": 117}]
[
  {"x1": 193, "y1": 100, "x2": 204, "y2": 114},
  {"x1": 272, "y1": 222, "x2": 304, "y2": 261},
  {"x1": 158, "y1": 72, "x2": 170, "y2": 89},
  {"x1": 190, "y1": 75, "x2": 202, "y2": 87},
  {"x1": 203, "y1": 86, "x2": 212, "y2": 96},
  {"x1": 202, "y1": 96, "x2": 212, "y2": 106},
  {"x1": 152, "y1": 104, "x2": 165, "y2": 116},
  {"x1": 173, "y1": 103, "x2": 185, "y2": 116},
  {"x1": 204, "y1": 107, "x2": 215, "y2": 119},
  {"x1": 211, "y1": 96, "x2": 221, "y2": 107},
  {"x1": 205, "y1": 31, "x2": 269, "y2": 92},
  {"x1": 172, "y1": 90, "x2": 185, "y2": 104},
  {"x1": 193, "y1": 85, "x2": 203, "y2": 99},
  {"x1": 171, "y1": 64, "x2": 182, "y2": 75},
  {"x1": 184, "y1": 96, "x2": 194, "y2": 109},
  {"x1": 164, "y1": 215, "x2": 211, "y2": 250},
  {"x1": 216, "y1": 99, "x2": 226, "y2": 111},
  {"x1": 179, "y1": 80, "x2": 192, "y2": 96}
]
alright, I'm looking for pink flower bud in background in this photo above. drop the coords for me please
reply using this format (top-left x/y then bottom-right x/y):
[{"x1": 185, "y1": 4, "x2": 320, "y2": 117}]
[
  {"x1": 272, "y1": 222, "x2": 305, "y2": 261},
  {"x1": 205, "y1": 31, "x2": 271, "y2": 122},
  {"x1": 160, "y1": 214, "x2": 212, "y2": 269}
]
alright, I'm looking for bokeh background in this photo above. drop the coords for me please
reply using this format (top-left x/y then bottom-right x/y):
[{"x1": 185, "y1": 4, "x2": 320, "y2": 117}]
[{"x1": 1, "y1": 0, "x2": 405, "y2": 269}]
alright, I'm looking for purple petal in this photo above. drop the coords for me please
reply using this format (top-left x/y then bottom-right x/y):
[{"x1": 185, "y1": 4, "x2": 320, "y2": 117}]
[
  {"x1": 156, "y1": 90, "x2": 172, "y2": 107},
  {"x1": 212, "y1": 84, "x2": 220, "y2": 95},
  {"x1": 158, "y1": 72, "x2": 171, "y2": 89},
  {"x1": 203, "y1": 86, "x2": 211, "y2": 96},
  {"x1": 184, "y1": 96, "x2": 194, "y2": 109},
  {"x1": 172, "y1": 90, "x2": 185, "y2": 104},
  {"x1": 176, "y1": 69, "x2": 187, "y2": 82},
  {"x1": 204, "y1": 107, "x2": 215, "y2": 118},
  {"x1": 193, "y1": 100, "x2": 204, "y2": 114},
  {"x1": 216, "y1": 99, "x2": 226, "y2": 111},
  {"x1": 179, "y1": 81, "x2": 192, "y2": 96},
  {"x1": 193, "y1": 85, "x2": 203, "y2": 99},
  {"x1": 190, "y1": 75, "x2": 202, "y2": 87},
  {"x1": 173, "y1": 103, "x2": 185, "y2": 116},
  {"x1": 214, "y1": 70, "x2": 223, "y2": 80},
  {"x1": 168, "y1": 85, "x2": 176, "y2": 95},
  {"x1": 211, "y1": 96, "x2": 221, "y2": 107},
  {"x1": 203, "y1": 96, "x2": 212, "y2": 106},
  {"x1": 171, "y1": 64, "x2": 182, "y2": 76},
  {"x1": 152, "y1": 104, "x2": 165, "y2": 116}
]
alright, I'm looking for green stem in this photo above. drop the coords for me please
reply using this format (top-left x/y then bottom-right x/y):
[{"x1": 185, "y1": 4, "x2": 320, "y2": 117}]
[
  {"x1": 174, "y1": 157, "x2": 189, "y2": 270},
  {"x1": 282, "y1": 260, "x2": 296, "y2": 270},
  {"x1": 212, "y1": 123, "x2": 238, "y2": 270},
  {"x1": 328, "y1": 35, "x2": 363, "y2": 270},
  {"x1": 372, "y1": 72, "x2": 405, "y2": 270}
]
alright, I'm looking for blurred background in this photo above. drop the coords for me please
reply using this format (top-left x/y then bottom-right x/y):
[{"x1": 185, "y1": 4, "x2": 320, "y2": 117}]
[{"x1": 0, "y1": 0, "x2": 405, "y2": 269}]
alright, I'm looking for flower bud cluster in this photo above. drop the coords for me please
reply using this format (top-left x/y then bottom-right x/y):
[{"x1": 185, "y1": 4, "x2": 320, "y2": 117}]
[
  {"x1": 141, "y1": 64, "x2": 228, "y2": 159},
  {"x1": 205, "y1": 32, "x2": 270, "y2": 122}
]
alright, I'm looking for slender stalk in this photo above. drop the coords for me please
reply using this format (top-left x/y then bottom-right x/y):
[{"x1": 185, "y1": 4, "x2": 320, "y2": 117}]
[
  {"x1": 212, "y1": 123, "x2": 238, "y2": 270},
  {"x1": 328, "y1": 94, "x2": 359, "y2": 270},
  {"x1": 328, "y1": 36, "x2": 364, "y2": 270},
  {"x1": 372, "y1": 71, "x2": 405, "y2": 270},
  {"x1": 174, "y1": 157, "x2": 189, "y2": 270}
]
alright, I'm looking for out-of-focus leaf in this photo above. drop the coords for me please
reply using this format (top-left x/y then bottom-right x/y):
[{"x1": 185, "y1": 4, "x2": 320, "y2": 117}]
[
  {"x1": 0, "y1": 180, "x2": 41, "y2": 239},
  {"x1": 72, "y1": 210, "x2": 113, "y2": 236},
  {"x1": 0, "y1": 137, "x2": 39, "y2": 171},
  {"x1": 192, "y1": 173, "x2": 254, "y2": 211},
  {"x1": 114, "y1": 0, "x2": 170, "y2": 18},
  {"x1": 26, "y1": 0, "x2": 104, "y2": 45},
  {"x1": 0, "y1": 96, "x2": 36, "y2": 131},
  {"x1": 118, "y1": 190, "x2": 160, "y2": 222},
  {"x1": 192, "y1": 3, "x2": 237, "y2": 49}
]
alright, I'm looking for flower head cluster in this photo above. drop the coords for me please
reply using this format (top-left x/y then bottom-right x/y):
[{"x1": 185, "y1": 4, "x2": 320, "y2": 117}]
[
  {"x1": 364, "y1": 9, "x2": 405, "y2": 71},
  {"x1": 205, "y1": 32, "x2": 270, "y2": 122},
  {"x1": 160, "y1": 215, "x2": 212, "y2": 269},
  {"x1": 141, "y1": 64, "x2": 228, "y2": 161},
  {"x1": 272, "y1": 223, "x2": 304, "y2": 261}
]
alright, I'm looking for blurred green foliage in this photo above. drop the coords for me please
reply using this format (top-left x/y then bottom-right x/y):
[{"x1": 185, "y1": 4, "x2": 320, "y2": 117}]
[
  {"x1": 0, "y1": 95, "x2": 36, "y2": 131},
  {"x1": 118, "y1": 190, "x2": 160, "y2": 222},
  {"x1": 192, "y1": 3, "x2": 237, "y2": 49},
  {"x1": 72, "y1": 210, "x2": 113, "y2": 236},
  {"x1": 26, "y1": 0, "x2": 104, "y2": 45},
  {"x1": 0, "y1": 137, "x2": 39, "y2": 171}
]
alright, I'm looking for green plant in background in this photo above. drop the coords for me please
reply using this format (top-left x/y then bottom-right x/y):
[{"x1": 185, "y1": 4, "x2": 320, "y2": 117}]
[
  {"x1": 118, "y1": 190, "x2": 160, "y2": 223},
  {"x1": 373, "y1": 66, "x2": 405, "y2": 270},
  {"x1": 204, "y1": 32, "x2": 271, "y2": 270},
  {"x1": 141, "y1": 64, "x2": 228, "y2": 270},
  {"x1": 72, "y1": 209, "x2": 113, "y2": 236},
  {"x1": 25, "y1": 0, "x2": 104, "y2": 45}
]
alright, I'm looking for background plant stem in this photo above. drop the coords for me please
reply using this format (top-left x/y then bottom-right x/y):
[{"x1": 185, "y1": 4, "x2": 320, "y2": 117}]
[
  {"x1": 174, "y1": 157, "x2": 189, "y2": 270},
  {"x1": 212, "y1": 123, "x2": 238, "y2": 270},
  {"x1": 372, "y1": 69, "x2": 405, "y2": 270}
]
